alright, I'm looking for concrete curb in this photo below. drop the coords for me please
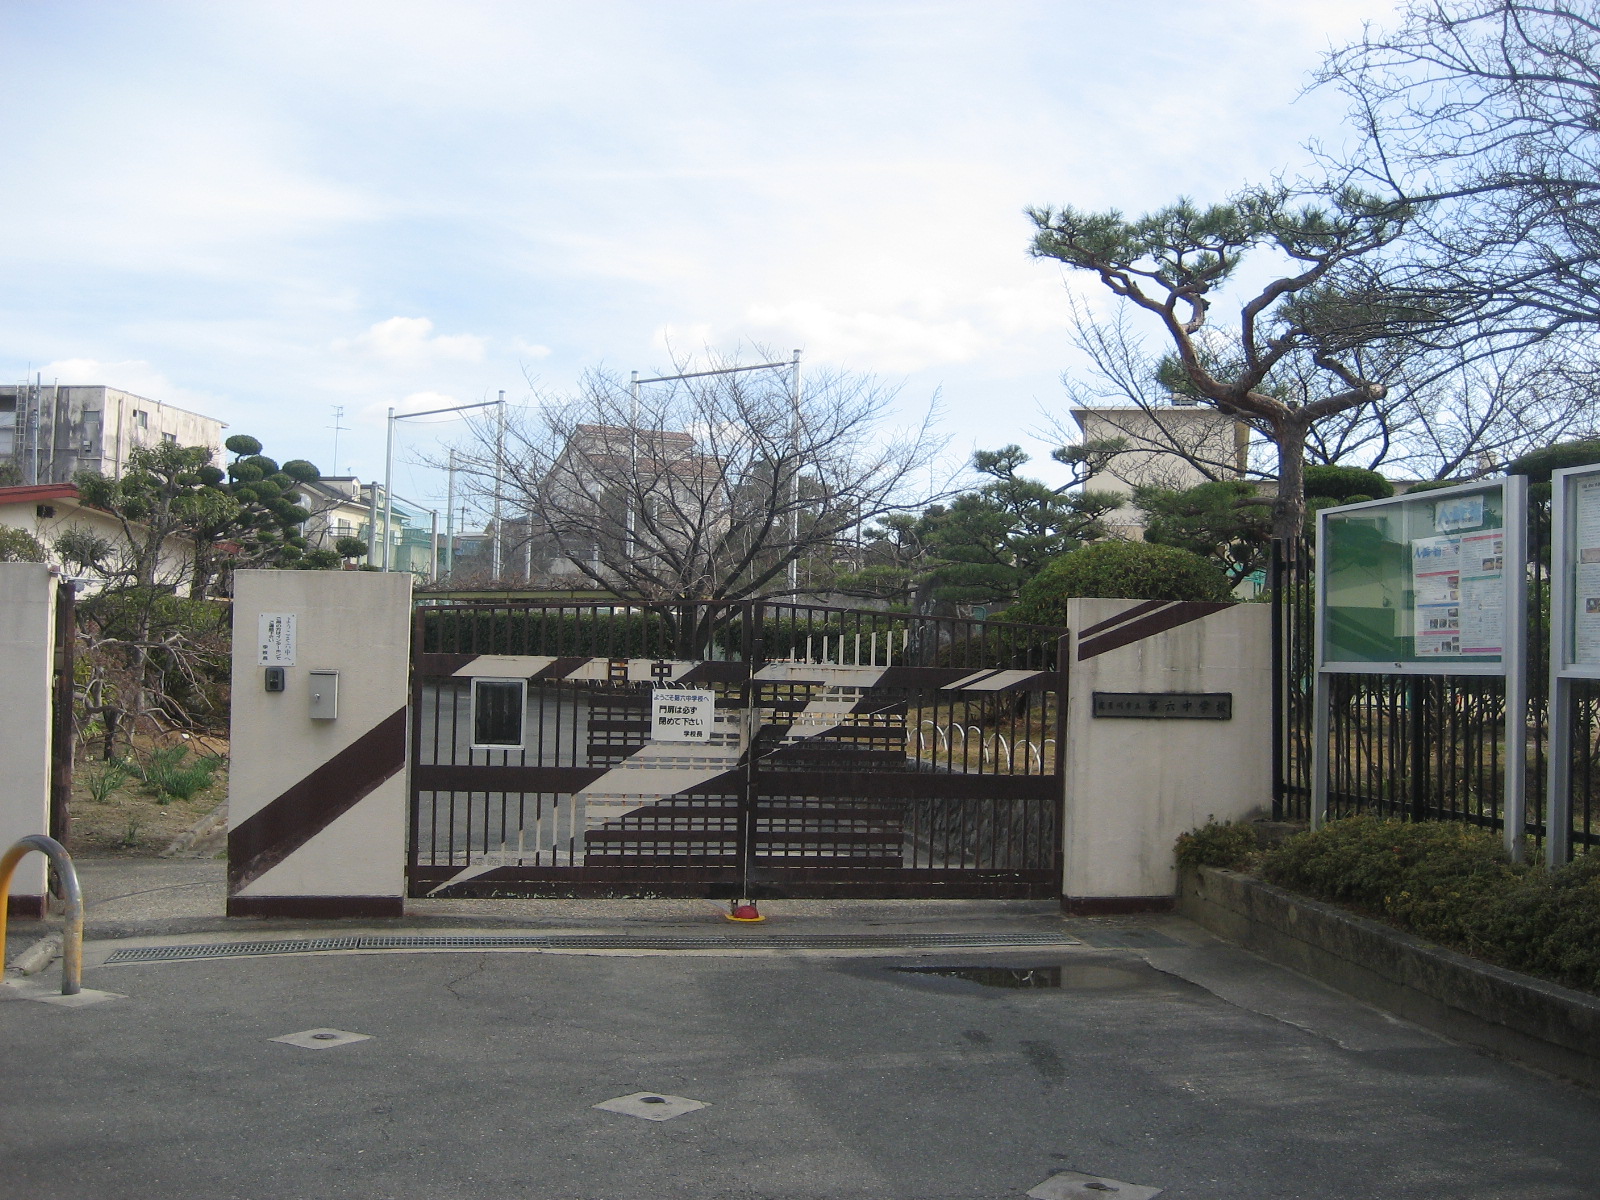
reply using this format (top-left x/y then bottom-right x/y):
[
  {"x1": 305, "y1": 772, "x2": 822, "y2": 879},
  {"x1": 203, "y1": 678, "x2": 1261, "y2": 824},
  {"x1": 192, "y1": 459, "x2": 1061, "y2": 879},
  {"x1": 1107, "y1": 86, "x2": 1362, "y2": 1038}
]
[{"x1": 1178, "y1": 864, "x2": 1600, "y2": 1088}]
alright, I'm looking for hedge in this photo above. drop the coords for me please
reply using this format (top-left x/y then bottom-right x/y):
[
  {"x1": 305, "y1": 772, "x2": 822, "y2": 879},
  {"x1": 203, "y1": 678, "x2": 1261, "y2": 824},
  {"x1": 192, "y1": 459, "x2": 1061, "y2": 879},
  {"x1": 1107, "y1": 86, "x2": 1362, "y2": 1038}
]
[{"x1": 1180, "y1": 816, "x2": 1600, "y2": 995}]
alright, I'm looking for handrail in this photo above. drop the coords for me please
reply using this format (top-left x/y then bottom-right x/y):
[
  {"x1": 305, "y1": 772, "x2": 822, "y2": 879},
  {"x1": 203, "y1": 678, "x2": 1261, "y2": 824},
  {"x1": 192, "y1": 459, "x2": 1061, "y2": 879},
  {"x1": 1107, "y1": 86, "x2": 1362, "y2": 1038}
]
[{"x1": 0, "y1": 835, "x2": 83, "y2": 996}]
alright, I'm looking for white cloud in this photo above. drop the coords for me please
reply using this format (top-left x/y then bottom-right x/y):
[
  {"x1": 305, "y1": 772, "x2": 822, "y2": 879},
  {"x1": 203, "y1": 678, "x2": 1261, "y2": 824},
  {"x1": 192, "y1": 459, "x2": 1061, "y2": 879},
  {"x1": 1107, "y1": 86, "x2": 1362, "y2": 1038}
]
[
  {"x1": 333, "y1": 318, "x2": 487, "y2": 365},
  {"x1": 742, "y1": 301, "x2": 989, "y2": 374},
  {"x1": 35, "y1": 358, "x2": 223, "y2": 415},
  {"x1": 512, "y1": 338, "x2": 553, "y2": 360}
]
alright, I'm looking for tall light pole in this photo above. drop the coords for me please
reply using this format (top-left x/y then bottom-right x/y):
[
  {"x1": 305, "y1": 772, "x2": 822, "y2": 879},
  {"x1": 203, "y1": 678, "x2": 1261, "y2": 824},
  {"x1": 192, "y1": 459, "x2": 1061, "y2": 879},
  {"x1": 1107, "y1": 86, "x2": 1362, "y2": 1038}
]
[
  {"x1": 629, "y1": 353, "x2": 799, "y2": 594},
  {"x1": 384, "y1": 395, "x2": 506, "y2": 572},
  {"x1": 491, "y1": 391, "x2": 506, "y2": 580},
  {"x1": 788, "y1": 349, "x2": 802, "y2": 595},
  {"x1": 444, "y1": 449, "x2": 456, "y2": 584}
]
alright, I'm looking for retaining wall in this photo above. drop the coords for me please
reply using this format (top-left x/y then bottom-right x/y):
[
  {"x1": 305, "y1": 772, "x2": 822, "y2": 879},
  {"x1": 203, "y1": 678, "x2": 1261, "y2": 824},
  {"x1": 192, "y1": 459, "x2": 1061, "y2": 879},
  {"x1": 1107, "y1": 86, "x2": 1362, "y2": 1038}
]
[{"x1": 1179, "y1": 864, "x2": 1600, "y2": 1088}]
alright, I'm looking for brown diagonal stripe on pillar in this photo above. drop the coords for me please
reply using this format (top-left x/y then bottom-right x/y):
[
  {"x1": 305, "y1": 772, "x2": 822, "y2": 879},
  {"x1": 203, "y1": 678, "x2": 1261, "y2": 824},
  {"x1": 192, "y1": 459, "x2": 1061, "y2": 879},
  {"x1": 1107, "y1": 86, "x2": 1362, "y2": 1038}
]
[
  {"x1": 1076, "y1": 602, "x2": 1236, "y2": 660},
  {"x1": 1076, "y1": 599, "x2": 1170, "y2": 639},
  {"x1": 228, "y1": 706, "x2": 408, "y2": 892},
  {"x1": 534, "y1": 656, "x2": 592, "y2": 679}
]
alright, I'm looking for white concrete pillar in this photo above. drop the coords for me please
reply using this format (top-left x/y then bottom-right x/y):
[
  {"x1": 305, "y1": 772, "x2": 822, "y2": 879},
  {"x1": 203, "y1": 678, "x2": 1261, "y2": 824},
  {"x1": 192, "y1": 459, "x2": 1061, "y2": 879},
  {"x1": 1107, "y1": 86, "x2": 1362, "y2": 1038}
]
[
  {"x1": 0, "y1": 563, "x2": 57, "y2": 917},
  {"x1": 1061, "y1": 598, "x2": 1271, "y2": 913},
  {"x1": 227, "y1": 570, "x2": 413, "y2": 919}
]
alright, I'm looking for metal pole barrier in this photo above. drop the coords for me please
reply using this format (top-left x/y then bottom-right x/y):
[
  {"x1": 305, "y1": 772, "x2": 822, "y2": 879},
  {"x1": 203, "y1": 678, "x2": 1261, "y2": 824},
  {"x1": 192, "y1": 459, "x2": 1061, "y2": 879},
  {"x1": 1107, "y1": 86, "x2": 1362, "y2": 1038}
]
[{"x1": 0, "y1": 835, "x2": 84, "y2": 996}]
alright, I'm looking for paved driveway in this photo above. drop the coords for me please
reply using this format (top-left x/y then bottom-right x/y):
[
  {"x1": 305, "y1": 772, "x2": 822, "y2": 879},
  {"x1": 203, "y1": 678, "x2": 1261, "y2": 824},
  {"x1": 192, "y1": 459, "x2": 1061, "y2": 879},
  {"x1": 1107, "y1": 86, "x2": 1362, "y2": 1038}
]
[{"x1": 5, "y1": 919, "x2": 1600, "y2": 1200}]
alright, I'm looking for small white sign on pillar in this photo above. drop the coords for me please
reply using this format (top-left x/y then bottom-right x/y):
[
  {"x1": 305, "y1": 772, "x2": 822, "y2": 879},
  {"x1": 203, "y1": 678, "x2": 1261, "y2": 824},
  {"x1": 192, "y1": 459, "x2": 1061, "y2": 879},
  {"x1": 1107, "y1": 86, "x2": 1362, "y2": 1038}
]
[
  {"x1": 651, "y1": 689, "x2": 715, "y2": 741},
  {"x1": 258, "y1": 613, "x2": 297, "y2": 666}
]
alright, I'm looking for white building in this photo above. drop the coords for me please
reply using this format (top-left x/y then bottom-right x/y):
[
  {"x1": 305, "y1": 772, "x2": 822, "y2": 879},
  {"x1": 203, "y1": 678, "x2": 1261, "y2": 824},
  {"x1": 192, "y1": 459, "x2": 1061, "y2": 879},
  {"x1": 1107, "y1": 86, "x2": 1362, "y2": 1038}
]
[
  {"x1": 1, "y1": 384, "x2": 226, "y2": 484},
  {"x1": 0, "y1": 482, "x2": 195, "y2": 590},
  {"x1": 1071, "y1": 403, "x2": 1251, "y2": 538}
]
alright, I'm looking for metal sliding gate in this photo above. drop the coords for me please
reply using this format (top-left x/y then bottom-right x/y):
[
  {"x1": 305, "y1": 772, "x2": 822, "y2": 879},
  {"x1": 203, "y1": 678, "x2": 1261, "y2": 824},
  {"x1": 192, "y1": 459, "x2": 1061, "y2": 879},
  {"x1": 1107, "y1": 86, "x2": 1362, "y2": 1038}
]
[{"x1": 408, "y1": 601, "x2": 1066, "y2": 899}]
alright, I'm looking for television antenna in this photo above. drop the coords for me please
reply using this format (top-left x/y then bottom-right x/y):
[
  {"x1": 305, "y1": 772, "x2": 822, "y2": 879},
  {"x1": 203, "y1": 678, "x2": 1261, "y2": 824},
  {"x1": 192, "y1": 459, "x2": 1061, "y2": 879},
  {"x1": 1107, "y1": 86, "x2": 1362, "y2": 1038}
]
[{"x1": 330, "y1": 406, "x2": 348, "y2": 473}]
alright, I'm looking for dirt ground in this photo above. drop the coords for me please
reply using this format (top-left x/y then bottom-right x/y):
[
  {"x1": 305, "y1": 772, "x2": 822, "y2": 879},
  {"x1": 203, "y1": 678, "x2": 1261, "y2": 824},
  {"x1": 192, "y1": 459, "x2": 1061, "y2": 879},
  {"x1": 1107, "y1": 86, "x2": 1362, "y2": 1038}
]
[{"x1": 66, "y1": 732, "x2": 229, "y2": 858}]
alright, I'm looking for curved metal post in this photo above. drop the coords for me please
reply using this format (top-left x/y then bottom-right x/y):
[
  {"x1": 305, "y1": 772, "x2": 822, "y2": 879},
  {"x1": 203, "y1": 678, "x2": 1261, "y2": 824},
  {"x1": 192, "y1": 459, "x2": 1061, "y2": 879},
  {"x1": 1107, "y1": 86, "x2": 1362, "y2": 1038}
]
[{"x1": 0, "y1": 835, "x2": 83, "y2": 995}]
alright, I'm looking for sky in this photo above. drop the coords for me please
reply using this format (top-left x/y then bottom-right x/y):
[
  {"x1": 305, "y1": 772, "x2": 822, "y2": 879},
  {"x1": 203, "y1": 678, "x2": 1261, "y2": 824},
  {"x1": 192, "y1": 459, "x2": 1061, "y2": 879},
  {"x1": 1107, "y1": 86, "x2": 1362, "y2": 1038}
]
[{"x1": 0, "y1": 0, "x2": 1401, "y2": 519}]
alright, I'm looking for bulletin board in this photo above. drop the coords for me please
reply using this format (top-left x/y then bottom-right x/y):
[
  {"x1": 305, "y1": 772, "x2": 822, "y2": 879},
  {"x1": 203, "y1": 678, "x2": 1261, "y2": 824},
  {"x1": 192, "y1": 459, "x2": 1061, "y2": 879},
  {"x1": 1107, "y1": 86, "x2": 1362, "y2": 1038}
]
[{"x1": 1316, "y1": 477, "x2": 1525, "y2": 675}]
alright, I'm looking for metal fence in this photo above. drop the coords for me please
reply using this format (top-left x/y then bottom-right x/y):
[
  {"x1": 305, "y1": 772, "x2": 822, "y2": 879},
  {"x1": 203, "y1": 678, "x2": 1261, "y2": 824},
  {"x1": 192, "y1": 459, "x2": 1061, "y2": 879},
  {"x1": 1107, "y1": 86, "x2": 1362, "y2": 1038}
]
[
  {"x1": 409, "y1": 598, "x2": 1067, "y2": 898},
  {"x1": 1272, "y1": 502, "x2": 1599, "y2": 857}
]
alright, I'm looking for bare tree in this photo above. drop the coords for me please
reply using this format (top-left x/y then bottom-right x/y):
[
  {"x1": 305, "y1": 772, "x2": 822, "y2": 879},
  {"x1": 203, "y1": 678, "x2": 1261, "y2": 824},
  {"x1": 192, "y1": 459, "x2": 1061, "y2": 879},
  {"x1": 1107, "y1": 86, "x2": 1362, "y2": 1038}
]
[
  {"x1": 446, "y1": 351, "x2": 945, "y2": 610},
  {"x1": 1318, "y1": 1, "x2": 1600, "y2": 344}
]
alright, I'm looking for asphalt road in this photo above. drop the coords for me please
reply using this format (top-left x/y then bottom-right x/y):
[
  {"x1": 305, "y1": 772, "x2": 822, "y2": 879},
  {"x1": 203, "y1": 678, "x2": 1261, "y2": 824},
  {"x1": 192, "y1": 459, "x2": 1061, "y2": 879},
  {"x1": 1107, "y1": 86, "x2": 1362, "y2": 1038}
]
[{"x1": 6, "y1": 930, "x2": 1600, "y2": 1200}]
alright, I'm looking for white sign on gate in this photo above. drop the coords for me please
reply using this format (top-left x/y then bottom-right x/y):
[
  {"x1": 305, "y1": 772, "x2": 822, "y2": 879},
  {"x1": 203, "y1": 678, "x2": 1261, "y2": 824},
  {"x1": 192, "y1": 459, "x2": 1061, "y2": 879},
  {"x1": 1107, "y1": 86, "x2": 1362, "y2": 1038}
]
[
  {"x1": 258, "y1": 612, "x2": 298, "y2": 666},
  {"x1": 651, "y1": 688, "x2": 715, "y2": 741}
]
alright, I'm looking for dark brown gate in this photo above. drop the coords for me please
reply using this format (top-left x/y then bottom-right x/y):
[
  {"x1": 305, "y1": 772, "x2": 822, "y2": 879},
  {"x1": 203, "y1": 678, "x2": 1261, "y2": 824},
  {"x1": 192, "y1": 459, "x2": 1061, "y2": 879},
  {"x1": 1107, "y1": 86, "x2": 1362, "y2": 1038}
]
[{"x1": 408, "y1": 601, "x2": 1065, "y2": 899}]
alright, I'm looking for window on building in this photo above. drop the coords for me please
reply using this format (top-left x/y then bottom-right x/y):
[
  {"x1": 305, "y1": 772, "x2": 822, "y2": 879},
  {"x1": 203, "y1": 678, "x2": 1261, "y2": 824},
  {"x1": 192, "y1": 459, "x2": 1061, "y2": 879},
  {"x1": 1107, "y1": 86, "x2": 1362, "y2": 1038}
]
[
  {"x1": 133, "y1": 410, "x2": 149, "y2": 430},
  {"x1": 161, "y1": 432, "x2": 177, "y2": 444}
]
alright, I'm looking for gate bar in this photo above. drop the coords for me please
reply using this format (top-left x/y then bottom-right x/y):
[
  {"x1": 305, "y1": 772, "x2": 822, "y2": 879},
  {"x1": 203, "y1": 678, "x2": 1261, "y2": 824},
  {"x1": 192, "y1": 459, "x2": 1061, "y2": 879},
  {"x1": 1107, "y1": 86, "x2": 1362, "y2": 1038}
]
[{"x1": 0, "y1": 835, "x2": 84, "y2": 996}]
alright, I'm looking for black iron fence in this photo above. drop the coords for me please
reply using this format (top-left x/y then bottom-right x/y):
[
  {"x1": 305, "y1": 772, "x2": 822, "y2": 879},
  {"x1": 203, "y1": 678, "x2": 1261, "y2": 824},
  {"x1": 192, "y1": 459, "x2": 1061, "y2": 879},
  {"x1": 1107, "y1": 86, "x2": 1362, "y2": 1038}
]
[
  {"x1": 1271, "y1": 502, "x2": 1600, "y2": 857},
  {"x1": 409, "y1": 598, "x2": 1067, "y2": 898}
]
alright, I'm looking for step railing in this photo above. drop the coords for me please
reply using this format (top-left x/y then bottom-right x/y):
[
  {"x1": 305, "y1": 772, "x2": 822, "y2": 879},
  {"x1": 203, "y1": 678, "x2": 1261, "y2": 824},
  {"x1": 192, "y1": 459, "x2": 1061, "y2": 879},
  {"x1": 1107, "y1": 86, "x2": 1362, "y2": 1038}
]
[{"x1": 0, "y1": 835, "x2": 83, "y2": 996}]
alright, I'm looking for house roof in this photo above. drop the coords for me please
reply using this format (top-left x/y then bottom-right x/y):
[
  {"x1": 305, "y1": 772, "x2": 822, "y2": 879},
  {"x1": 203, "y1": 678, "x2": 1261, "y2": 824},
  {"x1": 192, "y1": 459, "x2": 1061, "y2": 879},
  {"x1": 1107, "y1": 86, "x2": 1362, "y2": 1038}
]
[
  {"x1": 0, "y1": 483, "x2": 80, "y2": 505},
  {"x1": 574, "y1": 423, "x2": 695, "y2": 446}
]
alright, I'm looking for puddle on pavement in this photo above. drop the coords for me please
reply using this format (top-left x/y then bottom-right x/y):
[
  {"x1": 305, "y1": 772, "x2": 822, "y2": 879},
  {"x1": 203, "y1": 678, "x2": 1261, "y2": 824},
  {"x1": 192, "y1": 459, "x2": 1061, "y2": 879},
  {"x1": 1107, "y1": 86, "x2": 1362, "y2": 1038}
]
[
  {"x1": 890, "y1": 964, "x2": 1144, "y2": 990},
  {"x1": 895, "y1": 965, "x2": 1063, "y2": 989}
]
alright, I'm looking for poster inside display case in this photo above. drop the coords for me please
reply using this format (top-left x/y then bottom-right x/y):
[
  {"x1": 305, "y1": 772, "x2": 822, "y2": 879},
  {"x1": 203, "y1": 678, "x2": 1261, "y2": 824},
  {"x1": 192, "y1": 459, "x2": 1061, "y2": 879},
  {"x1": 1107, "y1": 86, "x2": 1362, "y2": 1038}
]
[{"x1": 1554, "y1": 467, "x2": 1600, "y2": 673}]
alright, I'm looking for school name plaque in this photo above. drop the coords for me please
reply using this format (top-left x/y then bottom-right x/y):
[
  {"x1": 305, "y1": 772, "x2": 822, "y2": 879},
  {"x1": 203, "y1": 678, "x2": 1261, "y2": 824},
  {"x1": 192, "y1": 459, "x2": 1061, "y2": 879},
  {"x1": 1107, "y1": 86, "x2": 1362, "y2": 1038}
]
[{"x1": 1091, "y1": 692, "x2": 1233, "y2": 720}]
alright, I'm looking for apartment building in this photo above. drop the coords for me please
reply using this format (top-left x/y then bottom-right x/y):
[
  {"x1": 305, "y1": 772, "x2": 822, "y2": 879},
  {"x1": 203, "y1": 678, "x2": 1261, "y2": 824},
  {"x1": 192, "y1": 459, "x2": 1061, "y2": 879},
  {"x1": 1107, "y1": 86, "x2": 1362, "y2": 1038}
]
[{"x1": 1, "y1": 384, "x2": 225, "y2": 484}]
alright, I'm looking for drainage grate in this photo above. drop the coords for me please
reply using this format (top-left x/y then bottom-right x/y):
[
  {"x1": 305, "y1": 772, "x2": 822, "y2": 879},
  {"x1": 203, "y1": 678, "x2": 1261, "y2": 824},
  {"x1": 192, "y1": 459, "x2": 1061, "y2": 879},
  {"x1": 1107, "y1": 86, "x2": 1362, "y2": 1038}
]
[{"x1": 103, "y1": 930, "x2": 1082, "y2": 964}]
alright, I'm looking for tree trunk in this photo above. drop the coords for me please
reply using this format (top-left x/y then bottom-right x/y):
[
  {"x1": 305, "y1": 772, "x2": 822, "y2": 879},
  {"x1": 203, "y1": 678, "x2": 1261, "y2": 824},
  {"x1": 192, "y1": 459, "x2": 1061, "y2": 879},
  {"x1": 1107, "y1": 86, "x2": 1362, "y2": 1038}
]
[{"x1": 1272, "y1": 419, "x2": 1310, "y2": 545}]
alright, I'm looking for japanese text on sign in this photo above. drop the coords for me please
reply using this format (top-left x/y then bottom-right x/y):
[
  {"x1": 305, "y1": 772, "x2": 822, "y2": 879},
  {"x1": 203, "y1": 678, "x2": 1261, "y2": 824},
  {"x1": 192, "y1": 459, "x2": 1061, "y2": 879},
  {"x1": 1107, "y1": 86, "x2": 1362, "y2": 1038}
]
[
  {"x1": 258, "y1": 612, "x2": 297, "y2": 666},
  {"x1": 1091, "y1": 692, "x2": 1233, "y2": 720},
  {"x1": 650, "y1": 688, "x2": 716, "y2": 741}
]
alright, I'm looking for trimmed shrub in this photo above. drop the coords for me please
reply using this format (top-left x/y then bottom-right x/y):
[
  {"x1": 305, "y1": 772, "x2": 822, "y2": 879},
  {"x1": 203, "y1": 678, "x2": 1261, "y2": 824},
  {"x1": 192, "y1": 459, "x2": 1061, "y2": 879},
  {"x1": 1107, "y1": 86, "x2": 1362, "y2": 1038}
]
[
  {"x1": 1254, "y1": 816, "x2": 1600, "y2": 994},
  {"x1": 1005, "y1": 540, "x2": 1232, "y2": 626},
  {"x1": 1304, "y1": 464, "x2": 1395, "y2": 503},
  {"x1": 1507, "y1": 439, "x2": 1600, "y2": 484},
  {"x1": 1175, "y1": 820, "x2": 1258, "y2": 871}
]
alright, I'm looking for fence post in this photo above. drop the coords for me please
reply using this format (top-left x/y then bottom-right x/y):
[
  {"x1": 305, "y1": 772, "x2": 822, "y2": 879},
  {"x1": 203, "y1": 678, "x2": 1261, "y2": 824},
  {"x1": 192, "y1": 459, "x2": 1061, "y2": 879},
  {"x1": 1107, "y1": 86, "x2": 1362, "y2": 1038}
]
[
  {"x1": 1270, "y1": 540, "x2": 1285, "y2": 821},
  {"x1": 50, "y1": 582, "x2": 76, "y2": 846}
]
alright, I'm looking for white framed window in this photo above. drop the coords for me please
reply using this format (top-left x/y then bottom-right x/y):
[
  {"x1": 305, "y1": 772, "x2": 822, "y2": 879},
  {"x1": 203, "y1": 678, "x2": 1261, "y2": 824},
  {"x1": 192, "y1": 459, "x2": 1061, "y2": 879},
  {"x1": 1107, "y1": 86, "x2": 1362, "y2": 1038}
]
[{"x1": 470, "y1": 677, "x2": 526, "y2": 749}]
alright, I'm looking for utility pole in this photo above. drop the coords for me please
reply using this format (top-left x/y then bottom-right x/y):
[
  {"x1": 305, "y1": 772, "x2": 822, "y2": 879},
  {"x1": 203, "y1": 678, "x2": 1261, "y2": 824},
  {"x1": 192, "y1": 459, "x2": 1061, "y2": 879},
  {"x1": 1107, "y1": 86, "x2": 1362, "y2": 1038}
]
[{"x1": 366, "y1": 484, "x2": 379, "y2": 568}]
